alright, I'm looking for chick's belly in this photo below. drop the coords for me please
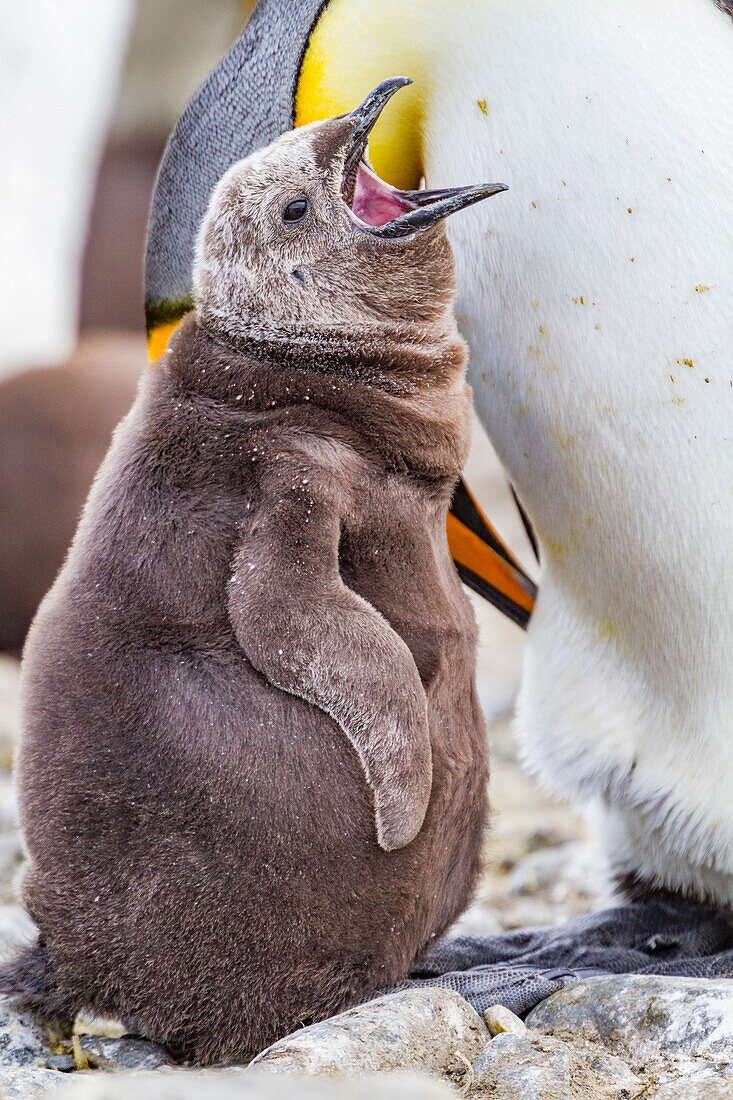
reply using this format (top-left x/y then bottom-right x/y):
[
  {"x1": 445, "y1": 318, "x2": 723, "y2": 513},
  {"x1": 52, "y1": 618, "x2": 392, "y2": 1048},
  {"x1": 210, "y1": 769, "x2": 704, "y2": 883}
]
[
  {"x1": 341, "y1": 551, "x2": 471, "y2": 639},
  {"x1": 23, "y1": 659, "x2": 464, "y2": 889},
  {"x1": 16, "y1": 649, "x2": 483, "y2": 1019}
]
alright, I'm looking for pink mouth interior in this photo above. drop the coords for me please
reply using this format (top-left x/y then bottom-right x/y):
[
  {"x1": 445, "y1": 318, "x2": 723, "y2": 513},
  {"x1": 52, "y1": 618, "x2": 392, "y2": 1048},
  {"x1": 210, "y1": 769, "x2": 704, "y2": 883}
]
[{"x1": 350, "y1": 163, "x2": 414, "y2": 227}]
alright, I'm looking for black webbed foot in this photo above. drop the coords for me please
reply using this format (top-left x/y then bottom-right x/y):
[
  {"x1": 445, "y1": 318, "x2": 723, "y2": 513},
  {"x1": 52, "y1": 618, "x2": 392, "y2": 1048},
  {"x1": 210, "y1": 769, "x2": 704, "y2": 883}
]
[
  {"x1": 635, "y1": 947, "x2": 733, "y2": 981},
  {"x1": 392, "y1": 963, "x2": 604, "y2": 1017},
  {"x1": 411, "y1": 893, "x2": 733, "y2": 1012}
]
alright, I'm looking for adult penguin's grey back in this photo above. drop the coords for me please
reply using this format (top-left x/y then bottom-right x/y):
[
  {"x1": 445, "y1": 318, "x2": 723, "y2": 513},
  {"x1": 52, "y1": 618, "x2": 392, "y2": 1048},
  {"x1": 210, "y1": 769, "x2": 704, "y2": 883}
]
[{"x1": 145, "y1": 0, "x2": 326, "y2": 331}]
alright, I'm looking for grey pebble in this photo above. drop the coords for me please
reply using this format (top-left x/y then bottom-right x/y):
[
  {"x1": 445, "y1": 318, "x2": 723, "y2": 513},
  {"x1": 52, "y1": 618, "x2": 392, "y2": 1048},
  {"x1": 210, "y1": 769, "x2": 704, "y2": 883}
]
[
  {"x1": 0, "y1": 995, "x2": 52, "y2": 1068},
  {"x1": 472, "y1": 1031, "x2": 572, "y2": 1097},
  {"x1": 250, "y1": 988, "x2": 487, "y2": 1077},
  {"x1": 483, "y1": 1004, "x2": 526, "y2": 1036},
  {"x1": 78, "y1": 1034, "x2": 175, "y2": 1072},
  {"x1": 446, "y1": 901, "x2": 502, "y2": 938},
  {"x1": 510, "y1": 841, "x2": 610, "y2": 900},
  {"x1": 0, "y1": 1064, "x2": 69, "y2": 1098},
  {"x1": 649, "y1": 1078, "x2": 733, "y2": 1099},
  {"x1": 528, "y1": 974, "x2": 733, "y2": 1065},
  {"x1": 471, "y1": 1030, "x2": 640, "y2": 1099},
  {"x1": 46, "y1": 1054, "x2": 77, "y2": 1072},
  {"x1": 0, "y1": 778, "x2": 19, "y2": 832}
]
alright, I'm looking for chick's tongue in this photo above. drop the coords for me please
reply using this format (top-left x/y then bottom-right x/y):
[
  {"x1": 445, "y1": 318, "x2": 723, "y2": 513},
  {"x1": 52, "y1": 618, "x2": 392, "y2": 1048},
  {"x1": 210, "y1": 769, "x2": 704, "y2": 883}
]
[{"x1": 351, "y1": 164, "x2": 413, "y2": 227}]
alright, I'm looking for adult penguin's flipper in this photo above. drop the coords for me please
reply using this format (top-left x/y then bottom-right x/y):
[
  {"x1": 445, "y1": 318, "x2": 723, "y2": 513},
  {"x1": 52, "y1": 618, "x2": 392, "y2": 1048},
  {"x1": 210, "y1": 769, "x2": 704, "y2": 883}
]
[
  {"x1": 145, "y1": 0, "x2": 331, "y2": 357},
  {"x1": 145, "y1": 0, "x2": 537, "y2": 628},
  {"x1": 449, "y1": 480, "x2": 536, "y2": 629}
]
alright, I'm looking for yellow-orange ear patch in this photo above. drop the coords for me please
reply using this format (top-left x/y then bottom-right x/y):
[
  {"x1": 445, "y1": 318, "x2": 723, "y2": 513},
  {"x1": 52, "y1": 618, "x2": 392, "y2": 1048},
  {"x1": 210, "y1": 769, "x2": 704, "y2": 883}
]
[
  {"x1": 147, "y1": 319, "x2": 184, "y2": 362},
  {"x1": 295, "y1": 0, "x2": 427, "y2": 191}
]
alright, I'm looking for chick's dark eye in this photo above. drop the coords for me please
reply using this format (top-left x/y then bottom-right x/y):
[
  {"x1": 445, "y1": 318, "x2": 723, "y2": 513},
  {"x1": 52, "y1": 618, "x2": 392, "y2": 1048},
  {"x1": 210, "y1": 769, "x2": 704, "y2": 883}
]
[{"x1": 282, "y1": 197, "x2": 309, "y2": 223}]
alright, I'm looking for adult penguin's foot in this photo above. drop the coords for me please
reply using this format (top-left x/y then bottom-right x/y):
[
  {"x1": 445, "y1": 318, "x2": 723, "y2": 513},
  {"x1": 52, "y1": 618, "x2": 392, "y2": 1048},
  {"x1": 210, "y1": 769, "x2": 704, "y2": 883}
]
[
  {"x1": 632, "y1": 948, "x2": 733, "y2": 980},
  {"x1": 386, "y1": 963, "x2": 606, "y2": 1017},
  {"x1": 412, "y1": 893, "x2": 733, "y2": 1003}
]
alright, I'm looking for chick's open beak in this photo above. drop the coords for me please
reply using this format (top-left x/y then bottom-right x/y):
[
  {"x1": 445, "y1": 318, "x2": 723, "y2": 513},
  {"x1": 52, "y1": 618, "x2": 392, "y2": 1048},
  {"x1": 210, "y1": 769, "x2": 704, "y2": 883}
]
[{"x1": 341, "y1": 78, "x2": 508, "y2": 237}]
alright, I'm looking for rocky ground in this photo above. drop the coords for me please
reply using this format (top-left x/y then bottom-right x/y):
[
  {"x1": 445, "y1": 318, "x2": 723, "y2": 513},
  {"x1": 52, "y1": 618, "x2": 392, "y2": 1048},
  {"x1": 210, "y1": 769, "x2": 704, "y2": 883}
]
[{"x1": 0, "y1": 430, "x2": 730, "y2": 1097}]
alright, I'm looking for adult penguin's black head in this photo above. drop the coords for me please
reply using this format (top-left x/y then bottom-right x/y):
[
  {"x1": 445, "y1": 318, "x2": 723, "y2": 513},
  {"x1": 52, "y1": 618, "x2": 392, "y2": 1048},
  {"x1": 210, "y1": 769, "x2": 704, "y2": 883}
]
[{"x1": 146, "y1": 0, "x2": 343, "y2": 359}]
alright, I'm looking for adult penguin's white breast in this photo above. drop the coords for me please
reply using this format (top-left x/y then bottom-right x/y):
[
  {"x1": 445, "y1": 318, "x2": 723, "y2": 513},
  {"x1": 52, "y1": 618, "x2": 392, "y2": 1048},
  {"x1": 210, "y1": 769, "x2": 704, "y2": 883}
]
[
  {"x1": 145, "y1": 0, "x2": 733, "y2": 904},
  {"x1": 423, "y1": 0, "x2": 733, "y2": 902}
]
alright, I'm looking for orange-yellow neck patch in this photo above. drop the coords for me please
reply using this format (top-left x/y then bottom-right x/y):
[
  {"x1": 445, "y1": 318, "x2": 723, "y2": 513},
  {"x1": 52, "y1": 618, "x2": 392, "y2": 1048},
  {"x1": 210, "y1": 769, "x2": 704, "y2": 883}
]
[
  {"x1": 295, "y1": 0, "x2": 427, "y2": 191},
  {"x1": 147, "y1": 319, "x2": 183, "y2": 361}
]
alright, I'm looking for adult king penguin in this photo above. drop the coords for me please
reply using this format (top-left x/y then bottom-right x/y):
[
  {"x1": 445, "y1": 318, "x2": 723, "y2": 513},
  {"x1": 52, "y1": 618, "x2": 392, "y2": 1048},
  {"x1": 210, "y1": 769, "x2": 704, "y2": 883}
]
[{"x1": 146, "y1": 1, "x2": 733, "y2": 991}]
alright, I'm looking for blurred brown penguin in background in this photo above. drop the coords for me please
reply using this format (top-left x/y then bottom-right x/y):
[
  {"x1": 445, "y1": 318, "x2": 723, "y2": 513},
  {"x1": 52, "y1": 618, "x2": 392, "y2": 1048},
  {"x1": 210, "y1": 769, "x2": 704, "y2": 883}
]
[
  {"x1": 0, "y1": 341, "x2": 139, "y2": 651},
  {"x1": 2, "y1": 81, "x2": 510, "y2": 1063}
]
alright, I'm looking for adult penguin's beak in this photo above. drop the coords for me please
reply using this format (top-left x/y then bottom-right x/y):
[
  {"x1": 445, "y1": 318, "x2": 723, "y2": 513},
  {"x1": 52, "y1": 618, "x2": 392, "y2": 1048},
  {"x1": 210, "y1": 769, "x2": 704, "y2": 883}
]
[{"x1": 144, "y1": 5, "x2": 537, "y2": 630}]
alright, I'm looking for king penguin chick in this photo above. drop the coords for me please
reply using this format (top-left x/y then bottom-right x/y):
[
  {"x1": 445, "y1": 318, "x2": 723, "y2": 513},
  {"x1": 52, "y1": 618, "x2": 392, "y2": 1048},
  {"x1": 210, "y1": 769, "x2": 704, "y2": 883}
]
[{"x1": 3, "y1": 81, "x2": 510, "y2": 1064}]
